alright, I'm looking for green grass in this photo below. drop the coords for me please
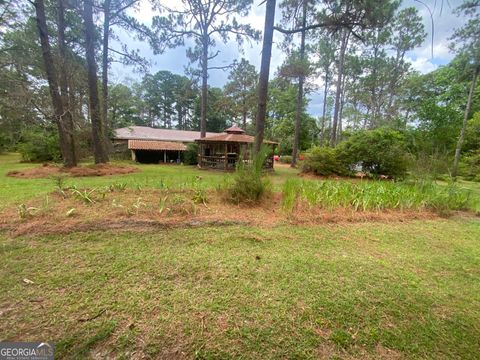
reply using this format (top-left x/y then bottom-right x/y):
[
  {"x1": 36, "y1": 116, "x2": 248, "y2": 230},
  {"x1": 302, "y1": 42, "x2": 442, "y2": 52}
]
[
  {"x1": 0, "y1": 153, "x2": 228, "y2": 209},
  {"x1": 1, "y1": 220, "x2": 480, "y2": 358},
  {"x1": 2, "y1": 153, "x2": 480, "y2": 358}
]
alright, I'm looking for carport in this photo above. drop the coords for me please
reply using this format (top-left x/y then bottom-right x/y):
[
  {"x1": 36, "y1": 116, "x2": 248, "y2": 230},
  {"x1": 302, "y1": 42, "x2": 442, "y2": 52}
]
[{"x1": 128, "y1": 140, "x2": 187, "y2": 164}]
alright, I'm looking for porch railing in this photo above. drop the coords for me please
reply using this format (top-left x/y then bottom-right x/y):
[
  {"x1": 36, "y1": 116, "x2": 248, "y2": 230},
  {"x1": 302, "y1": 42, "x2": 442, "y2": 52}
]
[{"x1": 198, "y1": 155, "x2": 274, "y2": 170}]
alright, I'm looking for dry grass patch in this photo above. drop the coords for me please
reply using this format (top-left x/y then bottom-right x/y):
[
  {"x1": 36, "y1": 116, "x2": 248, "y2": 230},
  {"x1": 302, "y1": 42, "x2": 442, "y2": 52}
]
[
  {"x1": 0, "y1": 187, "x2": 445, "y2": 237},
  {"x1": 7, "y1": 163, "x2": 139, "y2": 179}
]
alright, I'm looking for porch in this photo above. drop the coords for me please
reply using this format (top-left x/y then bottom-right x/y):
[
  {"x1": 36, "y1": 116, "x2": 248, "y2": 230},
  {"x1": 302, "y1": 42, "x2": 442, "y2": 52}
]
[{"x1": 195, "y1": 125, "x2": 276, "y2": 171}]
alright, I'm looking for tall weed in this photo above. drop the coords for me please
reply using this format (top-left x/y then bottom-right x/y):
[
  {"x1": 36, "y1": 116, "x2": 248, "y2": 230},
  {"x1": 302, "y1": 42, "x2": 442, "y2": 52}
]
[{"x1": 226, "y1": 146, "x2": 272, "y2": 204}]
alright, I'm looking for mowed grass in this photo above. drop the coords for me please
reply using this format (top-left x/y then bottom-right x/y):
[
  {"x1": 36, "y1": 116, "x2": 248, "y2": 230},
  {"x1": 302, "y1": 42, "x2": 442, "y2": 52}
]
[
  {"x1": 0, "y1": 154, "x2": 300, "y2": 209},
  {"x1": 1, "y1": 220, "x2": 480, "y2": 358},
  {"x1": 1, "y1": 153, "x2": 480, "y2": 358},
  {"x1": 0, "y1": 153, "x2": 228, "y2": 208}
]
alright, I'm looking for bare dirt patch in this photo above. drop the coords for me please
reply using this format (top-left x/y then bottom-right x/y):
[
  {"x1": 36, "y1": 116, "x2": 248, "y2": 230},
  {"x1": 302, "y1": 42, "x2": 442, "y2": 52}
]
[{"x1": 7, "y1": 163, "x2": 139, "y2": 179}]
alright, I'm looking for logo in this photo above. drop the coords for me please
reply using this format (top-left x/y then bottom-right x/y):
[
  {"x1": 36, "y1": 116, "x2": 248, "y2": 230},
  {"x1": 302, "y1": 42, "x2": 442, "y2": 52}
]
[{"x1": 0, "y1": 342, "x2": 54, "y2": 360}]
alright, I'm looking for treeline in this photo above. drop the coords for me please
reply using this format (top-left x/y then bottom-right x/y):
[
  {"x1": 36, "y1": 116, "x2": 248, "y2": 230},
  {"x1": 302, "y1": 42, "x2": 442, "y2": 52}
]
[{"x1": 0, "y1": 0, "x2": 479, "y2": 180}]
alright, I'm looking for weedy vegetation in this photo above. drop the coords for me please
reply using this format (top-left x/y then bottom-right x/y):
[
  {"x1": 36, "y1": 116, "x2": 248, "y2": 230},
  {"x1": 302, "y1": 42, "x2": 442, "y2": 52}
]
[
  {"x1": 226, "y1": 146, "x2": 272, "y2": 204},
  {"x1": 282, "y1": 178, "x2": 478, "y2": 214}
]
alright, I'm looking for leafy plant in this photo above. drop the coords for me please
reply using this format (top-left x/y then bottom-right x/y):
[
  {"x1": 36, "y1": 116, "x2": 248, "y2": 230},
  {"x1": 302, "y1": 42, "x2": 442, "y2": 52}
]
[
  {"x1": 302, "y1": 146, "x2": 349, "y2": 176},
  {"x1": 158, "y1": 196, "x2": 168, "y2": 214},
  {"x1": 112, "y1": 199, "x2": 124, "y2": 208},
  {"x1": 166, "y1": 195, "x2": 197, "y2": 215},
  {"x1": 183, "y1": 143, "x2": 199, "y2": 165},
  {"x1": 71, "y1": 188, "x2": 96, "y2": 204},
  {"x1": 66, "y1": 208, "x2": 76, "y2": 217},
  {"x1": 51, "y1": 174, "x2": 68, "y2": 190},
  {"x1": 17, "y1": 127, "x2": 61, "y2": 162},
  {"x1": 337, "y1": 128, "x2": 409, "y2": 179},
  {"x1": 192, "y1": 177, "x2": 208, "y2": 206},
  {"x1": 126, "y1": 197, "x2": 146, "y2": 216},
  {"x1": 109, "y1": 182, "x2": 127, "y2": 192},
  {"x1": 226, "y1": 146, "x2": 272, "y2": 204},
  {"x1": 17, "y1": 204, "x2": 39, "y2": 219},
  {"x1": 460, "y1": 150, "x2": 480, "y2": 181},
  {"x1": 281, "y1": 178, "x2": 476, "y2": 214}
]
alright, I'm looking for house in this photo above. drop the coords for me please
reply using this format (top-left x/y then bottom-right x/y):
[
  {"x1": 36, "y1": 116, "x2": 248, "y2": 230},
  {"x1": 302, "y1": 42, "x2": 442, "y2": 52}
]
[
  {"x1": 196, "y1": 125, "x2": 277, "y2": 171},
  {"x1": 113, "y1": 126, "x2": 218, "y2": 163}
]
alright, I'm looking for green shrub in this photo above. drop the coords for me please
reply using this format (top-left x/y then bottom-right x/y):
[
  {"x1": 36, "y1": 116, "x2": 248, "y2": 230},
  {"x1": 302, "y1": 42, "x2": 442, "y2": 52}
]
[
  {"x1": 408, "y1": 152, "x2": 452, "y2": 181},
  {"x1": 459, "y1": 150, "x2": 480, "y2": 181},
  {"x1": 279, "y1": 155, "x2": 292, "y2": 164},
  {"x1": 337, "y1": 128, "x2": 409, "y2": 179},
  {"x1": 17, "y1": 128, "x2": 61, "y2": 162},
  {"x1": 183, "y1": 143, "x2": 198, "y2": 165},
  {"x1": 226, "y1": 146, "x2": 271, "y2": 204},
  {"x1": 302, "y1": 146, "x2": 349, "y2": 176}
]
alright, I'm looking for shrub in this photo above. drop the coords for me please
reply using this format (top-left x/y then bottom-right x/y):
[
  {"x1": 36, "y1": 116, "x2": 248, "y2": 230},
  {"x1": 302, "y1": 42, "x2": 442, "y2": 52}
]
[
  {"x1": 183, "y1": 143, "x2": 198, "y2": 165},
  {"x1": 337, "y1": 128, "x2": 409, "y2": 179},
  {"x1": 408, "y1": 152, "x2": 452, "y2": 181},
  {"x1": 17, "y1": 128, "x2": 61, "y2": 162},
  {"x1": 459, "y1": 150, "x2": 480, "y2": 181},
  {"x1": 226, "y1": 146, "x2": 271, "y2": 204},
  {"x1": 302, "y1": 146, "x2": 349, "y2": 176},
  {"x1": 279, "y1": 155, "x2": 292, "y2": 164}
]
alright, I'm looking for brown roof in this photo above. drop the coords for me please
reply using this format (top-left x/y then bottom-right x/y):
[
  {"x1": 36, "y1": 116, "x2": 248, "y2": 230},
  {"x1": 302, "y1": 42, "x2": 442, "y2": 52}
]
[
  {"x1": 128, "y1": 140, "x2": 187, "y2": 151},
  {"x1": 224, "y1": 125, "x2": 245, "y2": 134},
  {"x1": 115, "y1": 126, "x2": 217, "y2": 142},
  {"x1": 195, "y1": 132, "x2": 277, "y2": 144}
]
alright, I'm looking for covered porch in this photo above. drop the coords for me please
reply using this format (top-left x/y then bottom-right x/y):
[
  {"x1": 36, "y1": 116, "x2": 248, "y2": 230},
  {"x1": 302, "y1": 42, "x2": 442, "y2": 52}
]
[
  {"x1": 195, "y1": 126, "x2": 276, "y2": 171},
  {"x1": 128, "y1": 140, "x2": 186, "y2": 164}
]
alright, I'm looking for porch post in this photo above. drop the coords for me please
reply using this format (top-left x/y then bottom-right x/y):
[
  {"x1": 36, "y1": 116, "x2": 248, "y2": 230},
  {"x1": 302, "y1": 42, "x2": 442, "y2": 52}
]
[
  {"x1": 164, "y1": 150, "x2": 167, "y2": 163},
  {"x1": 131, "y1": 150, "x2": 136, "y2": 162},
  {"x1": 224, "y1": 142, "x2": 228, "y2": 170}
]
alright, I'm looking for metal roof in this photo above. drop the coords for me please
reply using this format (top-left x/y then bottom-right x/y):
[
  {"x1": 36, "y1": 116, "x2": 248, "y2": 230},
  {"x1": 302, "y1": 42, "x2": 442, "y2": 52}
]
[
  {"x1": 195, "y1": 133, "x2": 277, "y2": 144},
  {"x1": 128, "y1": 140, "x2": 187, "y2": 151},
  {"x1": 114, "y1": 126, "x2": 217, "y2": 142}
]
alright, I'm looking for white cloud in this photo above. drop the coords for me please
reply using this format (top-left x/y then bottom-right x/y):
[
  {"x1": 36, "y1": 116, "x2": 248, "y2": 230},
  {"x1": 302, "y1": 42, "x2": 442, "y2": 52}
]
[
  {"x1": 406, "y1": 56, "x2": 438, "y2": 74},
  {"x1": 113, "y1": 0, "x2": 467, "y2": 116},
  {"x1": 415, "y1": 41, "x2": 452, "y2": 61}
]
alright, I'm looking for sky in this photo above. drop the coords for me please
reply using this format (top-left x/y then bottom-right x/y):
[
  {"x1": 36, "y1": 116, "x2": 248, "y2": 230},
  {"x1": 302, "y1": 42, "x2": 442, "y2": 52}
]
[{"x1": 110, "y1": 0, "x2": 468, "y2": 117}]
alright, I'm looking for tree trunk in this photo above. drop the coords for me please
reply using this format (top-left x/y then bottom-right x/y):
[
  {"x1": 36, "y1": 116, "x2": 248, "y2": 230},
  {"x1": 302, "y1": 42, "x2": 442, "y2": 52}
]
[
  {"x1": 84, "y1": 0, "x2": 109, "y2": 164},
  {"x1": 254, "y1": 0, "x2": 276, "y2": 153},
  {"x1": 34, "y1": 0, "x2": 76, "y2": 167},
  {"x1": 56, "y1": 0, "x2": 77, "y2": 166},
  {"x1": 102, "y1": 0, "x2": 111, "y2": 140},
  {"x1": 319, "y1": 72, "x2": 329, "y2": 146},
  {"x1": 242, "y1": 95, "x2": 247, "y2": 129},
  {"x1": 200, "y1": 38, "x2": 208, "y2": 138},
  {"x1": 291, "y1": 0, "x2": 307, "y2": 167},
  {"x1": 337, "y1": 75, "x2": 346, "y2": 142},
  {"x1": 330, "y1": 29, "x2": 348, "y2": 146},
  {"x1": 452, "y1": 65, "x2": 479, "y2": 178}
]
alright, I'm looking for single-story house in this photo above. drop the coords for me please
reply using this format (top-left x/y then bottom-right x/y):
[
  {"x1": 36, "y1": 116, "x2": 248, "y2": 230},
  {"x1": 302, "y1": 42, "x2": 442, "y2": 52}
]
[{"x1": 113, "y1": 126, "x2": 218, "y2": 163}]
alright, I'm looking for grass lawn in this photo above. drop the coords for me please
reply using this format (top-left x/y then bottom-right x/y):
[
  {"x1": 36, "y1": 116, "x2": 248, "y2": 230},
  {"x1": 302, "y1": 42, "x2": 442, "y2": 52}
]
[
  {"x1": 1, "y1": 153, "x2": 480, "y2": 358},
  {"x1": 0, "y1": 153, "x2": 227, "y2": 209}
]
